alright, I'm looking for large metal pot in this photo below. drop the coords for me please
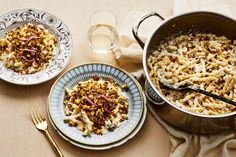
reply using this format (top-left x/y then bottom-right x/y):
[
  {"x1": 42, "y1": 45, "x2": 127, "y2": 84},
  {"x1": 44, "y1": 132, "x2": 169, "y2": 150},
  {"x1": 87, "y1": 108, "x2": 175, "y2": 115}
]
[{"x1": 132, "y1": 11, "x2": 236, "y2": 134}]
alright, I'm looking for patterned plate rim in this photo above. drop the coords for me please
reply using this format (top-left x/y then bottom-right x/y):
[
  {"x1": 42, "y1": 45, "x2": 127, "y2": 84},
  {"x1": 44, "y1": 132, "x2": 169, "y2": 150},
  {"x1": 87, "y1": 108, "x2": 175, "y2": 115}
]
[
  {"x1": 48, "y1": 63, "x2": 144, "y2": 145},
  {"x1": 0, "y1": 8, "x2": 73, "y2": 85},
  {"x1": 47, "y1": 94, "x2": 147, "y2": 150}
]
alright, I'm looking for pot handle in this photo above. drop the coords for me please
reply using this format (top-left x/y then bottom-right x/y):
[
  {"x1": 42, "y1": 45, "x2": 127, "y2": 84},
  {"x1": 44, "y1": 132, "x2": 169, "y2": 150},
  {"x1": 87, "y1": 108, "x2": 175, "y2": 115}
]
[{"x1": 132, "y1": 11, "x2": 165, "y2": 49}]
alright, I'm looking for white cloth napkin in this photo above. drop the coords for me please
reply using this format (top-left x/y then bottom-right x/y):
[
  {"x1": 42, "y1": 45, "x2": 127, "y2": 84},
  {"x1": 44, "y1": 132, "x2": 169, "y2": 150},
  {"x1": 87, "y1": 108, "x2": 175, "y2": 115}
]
[
  {"x1": 113, "y1": 11, "x2": 161, "y2": 79},
  {"x1": 113, "y1": 0, "x2": 236, "y2": 157},
  {"x1": 174, "y1": 0, "x2": 232, "y2": 17},
  {"x1": 148, "y1": 102, "x2": 236, "y2": 157}
]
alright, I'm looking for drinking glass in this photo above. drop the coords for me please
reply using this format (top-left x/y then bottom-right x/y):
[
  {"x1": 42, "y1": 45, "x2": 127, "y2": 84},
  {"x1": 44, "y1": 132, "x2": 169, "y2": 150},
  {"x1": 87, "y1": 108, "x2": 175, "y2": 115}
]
[{"x1": 88, "y1": 11, "x2": 118, "y2": 54}]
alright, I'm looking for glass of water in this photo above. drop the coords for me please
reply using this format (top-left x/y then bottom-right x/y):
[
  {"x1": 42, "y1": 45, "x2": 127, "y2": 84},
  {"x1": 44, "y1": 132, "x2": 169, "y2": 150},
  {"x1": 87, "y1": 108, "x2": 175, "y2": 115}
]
[{"x1": 88, "y1": 11, "x2": 118, "y2": 54}]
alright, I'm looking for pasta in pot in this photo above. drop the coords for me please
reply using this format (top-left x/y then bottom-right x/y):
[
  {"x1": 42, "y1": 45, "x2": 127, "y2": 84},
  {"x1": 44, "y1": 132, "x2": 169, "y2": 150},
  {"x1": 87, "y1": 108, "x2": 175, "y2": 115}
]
[{"x1": 148, "y1": 33, "x2": 236, "y2": 115}]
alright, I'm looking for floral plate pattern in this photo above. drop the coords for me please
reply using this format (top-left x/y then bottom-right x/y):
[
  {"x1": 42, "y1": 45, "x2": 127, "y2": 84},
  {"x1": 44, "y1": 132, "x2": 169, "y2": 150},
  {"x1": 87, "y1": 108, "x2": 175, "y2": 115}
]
[
  {"x1": 0, "y1": 8, "x2": 72, "y2": 85},
  {"x1": 48, "y1": 63, "x2": 144, "y2": 146}
]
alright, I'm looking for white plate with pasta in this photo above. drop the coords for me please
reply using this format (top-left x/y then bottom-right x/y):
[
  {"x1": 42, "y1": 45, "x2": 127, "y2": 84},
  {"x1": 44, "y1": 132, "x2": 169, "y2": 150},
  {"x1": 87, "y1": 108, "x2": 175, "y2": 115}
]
[{"x1": 0, "y1": 8, "x2": 72, "y2": 85}]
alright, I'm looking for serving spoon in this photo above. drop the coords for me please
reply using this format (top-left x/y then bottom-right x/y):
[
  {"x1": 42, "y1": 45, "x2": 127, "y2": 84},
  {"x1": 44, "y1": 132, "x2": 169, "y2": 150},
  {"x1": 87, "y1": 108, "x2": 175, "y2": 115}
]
[{"x1": 159, "y1": 81, "x2": 236, "y2": 107}]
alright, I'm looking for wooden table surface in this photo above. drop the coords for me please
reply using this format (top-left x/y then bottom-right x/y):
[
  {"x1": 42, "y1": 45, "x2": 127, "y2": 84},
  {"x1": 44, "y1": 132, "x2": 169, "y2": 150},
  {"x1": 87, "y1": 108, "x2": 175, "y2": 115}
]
[{"x1": 0, "y1": 0, "x2": 235, "y2": 157}]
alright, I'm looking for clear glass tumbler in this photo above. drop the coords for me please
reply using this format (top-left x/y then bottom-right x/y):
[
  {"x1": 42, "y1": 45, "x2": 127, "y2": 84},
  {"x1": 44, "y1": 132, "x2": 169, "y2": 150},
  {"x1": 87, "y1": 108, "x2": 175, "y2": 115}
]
[{"x1": 88, "y1": 11, "x2": 118, "y2": 54}]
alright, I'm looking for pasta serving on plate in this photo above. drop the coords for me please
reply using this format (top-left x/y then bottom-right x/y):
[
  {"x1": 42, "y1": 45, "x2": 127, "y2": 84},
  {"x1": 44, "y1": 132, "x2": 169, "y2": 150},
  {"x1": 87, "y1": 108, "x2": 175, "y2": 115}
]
[
  {"x1": 63, "y1": 75, "x2": 129, "y2": 136},
  {"x1": 148, "y1": 33, "x2": 236, "y2": 115},
  {"x1": 0, "y1": 23, "x2": 57, "y2": 74}
]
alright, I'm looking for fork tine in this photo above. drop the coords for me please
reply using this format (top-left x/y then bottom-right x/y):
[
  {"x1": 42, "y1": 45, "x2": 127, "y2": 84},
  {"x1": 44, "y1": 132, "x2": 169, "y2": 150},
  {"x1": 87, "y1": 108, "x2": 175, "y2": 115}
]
[
  {"x1": 32, "y1": 104, "x2": 43, "y2": 123},
  {"x1": 29, "y1": 105, "x2": 63, "y2": 156},
  {"x1": 35, "y1": 104, "x2": 45, "y2": 121},
  {"x1": 29, "y1": 105, "x2": 38, "y2": 124}
]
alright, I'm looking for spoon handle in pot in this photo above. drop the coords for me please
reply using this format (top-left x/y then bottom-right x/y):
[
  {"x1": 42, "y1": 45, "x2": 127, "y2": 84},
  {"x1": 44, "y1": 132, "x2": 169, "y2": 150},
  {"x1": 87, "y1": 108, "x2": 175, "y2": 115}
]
[{"x1": 189, "y1": 87, "x2": 236, "y2": 107}]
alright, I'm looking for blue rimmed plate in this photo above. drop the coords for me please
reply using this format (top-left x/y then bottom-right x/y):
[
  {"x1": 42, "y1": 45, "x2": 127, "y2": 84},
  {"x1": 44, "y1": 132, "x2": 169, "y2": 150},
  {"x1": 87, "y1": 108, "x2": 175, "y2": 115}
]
[
  {"x1": 47, "y1": 92, "x2": 147, "y2": 150},
  {"x1": 0, "y1": 8, "x2": 72, "y2": 85},
  {"x1": 48, "y1": 63, "x2": 144, "y2": 145}
]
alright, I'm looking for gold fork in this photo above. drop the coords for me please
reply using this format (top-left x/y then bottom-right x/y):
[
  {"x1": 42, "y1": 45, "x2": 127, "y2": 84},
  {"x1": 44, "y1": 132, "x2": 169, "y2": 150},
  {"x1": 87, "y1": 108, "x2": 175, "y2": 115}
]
[{"x1": 29, "y1": 104, "x2": 64, "y2": 157}]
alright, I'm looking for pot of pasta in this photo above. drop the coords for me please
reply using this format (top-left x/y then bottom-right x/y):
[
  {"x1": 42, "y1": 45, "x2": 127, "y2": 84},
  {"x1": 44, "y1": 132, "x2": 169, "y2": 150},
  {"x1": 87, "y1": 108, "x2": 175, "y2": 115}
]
[{"x1": 133, "y1": 11, "x2": 236, "y2": 134}]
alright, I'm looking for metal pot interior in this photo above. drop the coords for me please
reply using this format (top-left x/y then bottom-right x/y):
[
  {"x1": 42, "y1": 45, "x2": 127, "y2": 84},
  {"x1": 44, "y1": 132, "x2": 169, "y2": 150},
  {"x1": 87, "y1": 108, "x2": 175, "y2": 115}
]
[
  {"x1": 146, "y1": 12, "x2": 236, "y2": 111},
  {"x1": 144, "y1": 12, "x2": 236, "y2": 133},
  {"x1": 147, "y1": 12, "x2": 236, "y2": 52}
]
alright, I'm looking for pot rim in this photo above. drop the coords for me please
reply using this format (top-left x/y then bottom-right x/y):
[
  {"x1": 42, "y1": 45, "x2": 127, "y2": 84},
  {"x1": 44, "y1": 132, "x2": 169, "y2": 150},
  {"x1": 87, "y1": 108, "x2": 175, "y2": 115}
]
[{"x1": 143, "y1": 10, "x2": 236, "y2": 118}]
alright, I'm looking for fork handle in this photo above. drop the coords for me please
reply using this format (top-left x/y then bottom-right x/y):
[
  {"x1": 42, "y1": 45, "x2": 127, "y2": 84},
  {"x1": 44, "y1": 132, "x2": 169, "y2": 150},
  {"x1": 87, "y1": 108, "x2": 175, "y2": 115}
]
[{"x1": 45, "y1": 129, "x2": 64, "y2": 157}]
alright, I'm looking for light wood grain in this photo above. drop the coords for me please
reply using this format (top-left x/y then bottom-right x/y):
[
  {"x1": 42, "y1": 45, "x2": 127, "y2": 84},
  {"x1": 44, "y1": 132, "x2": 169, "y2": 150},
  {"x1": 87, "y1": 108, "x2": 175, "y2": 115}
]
[{"x1": 0, "y1": 0, "x2": 235, "y2": 157}]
